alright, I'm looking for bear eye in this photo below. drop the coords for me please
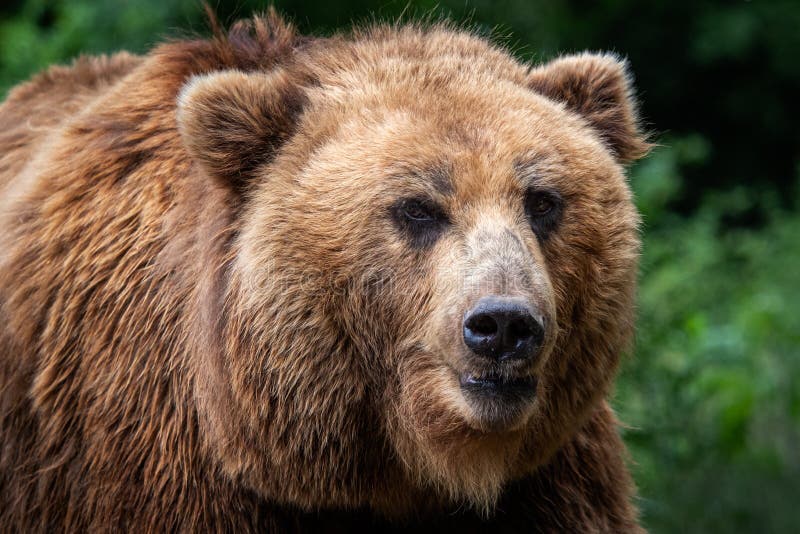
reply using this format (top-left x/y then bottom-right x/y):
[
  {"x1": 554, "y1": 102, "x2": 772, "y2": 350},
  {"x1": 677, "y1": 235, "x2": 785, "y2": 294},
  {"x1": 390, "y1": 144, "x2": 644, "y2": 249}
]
[
  {"x1": 528, "y1": 194, "x2": 555, "y2": 217},
  {"x1": 401, "y1": 199, "x2": 436, "y2": 221},
  {"x1": 525, "y1": 188, "x2": 563, "y2": 239},
  {"x1": 391, "y1": 198, "x2": 448, "y2": 247}
]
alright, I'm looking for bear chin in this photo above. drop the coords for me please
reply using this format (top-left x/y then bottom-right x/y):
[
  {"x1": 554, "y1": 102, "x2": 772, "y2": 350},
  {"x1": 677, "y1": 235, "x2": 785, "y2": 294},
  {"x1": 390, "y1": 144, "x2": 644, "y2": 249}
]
[
  {"x1": 458, "y1": 372, "x2": 539, "y2": 433},
  {"x1": 390, "y1": 358, "x2": 537, "y2": 513}
]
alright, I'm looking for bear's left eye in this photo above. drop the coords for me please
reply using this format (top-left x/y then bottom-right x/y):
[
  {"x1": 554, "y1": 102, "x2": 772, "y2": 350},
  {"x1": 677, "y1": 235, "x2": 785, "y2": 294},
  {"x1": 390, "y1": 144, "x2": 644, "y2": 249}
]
[
  {"x1": 391, "y1": 198, "x2": 448, "y2": 247},
  {"x1": 525, "y1": 188, "x2": 563, "y2": 240}
]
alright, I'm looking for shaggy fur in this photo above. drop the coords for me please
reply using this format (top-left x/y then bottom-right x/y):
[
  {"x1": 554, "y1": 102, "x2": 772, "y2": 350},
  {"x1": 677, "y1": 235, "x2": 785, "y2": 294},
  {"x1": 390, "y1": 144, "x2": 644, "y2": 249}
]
[{"x1": 0, "y1": 10, "x2": 648, "y2": 532}]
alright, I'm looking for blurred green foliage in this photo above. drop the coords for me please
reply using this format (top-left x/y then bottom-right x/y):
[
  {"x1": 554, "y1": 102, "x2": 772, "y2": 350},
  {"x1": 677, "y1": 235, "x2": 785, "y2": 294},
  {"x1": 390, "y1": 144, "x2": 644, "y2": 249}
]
[
  {"x1": 1, "y1": 1, "x2": 797, "y2": 532},
  {"x1": 621, "y1": 141, "x2": 800, "y2": 532}
]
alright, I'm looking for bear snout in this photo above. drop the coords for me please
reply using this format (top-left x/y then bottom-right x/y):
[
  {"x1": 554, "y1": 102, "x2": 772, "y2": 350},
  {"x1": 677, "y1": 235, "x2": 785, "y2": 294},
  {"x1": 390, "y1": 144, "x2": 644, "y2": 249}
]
[{"x1": 462, "y1": 295, "x2": 545, "y2": 363}]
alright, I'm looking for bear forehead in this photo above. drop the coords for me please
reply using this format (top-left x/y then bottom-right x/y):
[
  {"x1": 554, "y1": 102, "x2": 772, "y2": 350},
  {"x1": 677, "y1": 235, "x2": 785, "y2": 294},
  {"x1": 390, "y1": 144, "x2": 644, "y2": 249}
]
[
  {"x1": 294, "y1": 35, "x2": 615, "y2": 185},
  {"x1": 298, "y1": 84, "x2": 614, "y2": 202},
  {"x1": 311, "y1": 31, "x2": 538, "y2": 111},
  {"x1": 329, "y1": 26, "x2": 528, "y2": 79}
]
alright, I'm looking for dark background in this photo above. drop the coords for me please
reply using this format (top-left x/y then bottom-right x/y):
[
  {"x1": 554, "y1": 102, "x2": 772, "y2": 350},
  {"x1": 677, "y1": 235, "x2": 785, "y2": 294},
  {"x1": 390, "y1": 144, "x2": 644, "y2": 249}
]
[{"x1": 1, "y1": 1, "x2": 798, "y2": 532}]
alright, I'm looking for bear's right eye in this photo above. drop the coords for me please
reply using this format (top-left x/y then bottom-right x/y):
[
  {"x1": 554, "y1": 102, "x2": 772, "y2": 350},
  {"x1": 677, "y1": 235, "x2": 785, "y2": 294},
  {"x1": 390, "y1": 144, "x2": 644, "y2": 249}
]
[
  {"x1": 401, "y1": 199, "x2": 436, "y2": 221},
  {"x1": 391, "y1": 198, "x2": 448, "y2": 248}
]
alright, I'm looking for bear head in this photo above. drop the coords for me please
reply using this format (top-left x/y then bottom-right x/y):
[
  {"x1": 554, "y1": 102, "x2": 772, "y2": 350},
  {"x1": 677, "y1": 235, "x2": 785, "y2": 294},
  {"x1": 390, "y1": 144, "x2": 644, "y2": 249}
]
[{"x1": 177, "y1": 21, "x2": 647, "y2": 516}]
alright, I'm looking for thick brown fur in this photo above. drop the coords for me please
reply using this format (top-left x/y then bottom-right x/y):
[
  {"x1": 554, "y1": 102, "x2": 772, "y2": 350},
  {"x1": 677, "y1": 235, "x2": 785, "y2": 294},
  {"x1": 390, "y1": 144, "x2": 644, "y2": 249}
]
[{"x1": 0, "y1": 10, "x2": 648, "y2": 532}]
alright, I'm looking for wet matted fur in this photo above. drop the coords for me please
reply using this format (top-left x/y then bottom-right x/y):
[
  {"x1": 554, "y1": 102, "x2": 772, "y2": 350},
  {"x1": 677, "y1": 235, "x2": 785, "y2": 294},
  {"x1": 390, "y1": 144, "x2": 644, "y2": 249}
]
[{"x1": 0, "y1": 10, "x2": 649, "y2": 532}]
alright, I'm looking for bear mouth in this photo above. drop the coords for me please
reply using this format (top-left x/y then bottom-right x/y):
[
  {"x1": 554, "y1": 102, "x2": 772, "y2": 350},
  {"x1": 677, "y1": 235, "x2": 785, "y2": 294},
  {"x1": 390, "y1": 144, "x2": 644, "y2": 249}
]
[
  {"x1": 458, "y1": 372, "x2": 538, "y2": 430},
  {"x1": 459, "y1": 372, "x2": 538, "y2": 398}
]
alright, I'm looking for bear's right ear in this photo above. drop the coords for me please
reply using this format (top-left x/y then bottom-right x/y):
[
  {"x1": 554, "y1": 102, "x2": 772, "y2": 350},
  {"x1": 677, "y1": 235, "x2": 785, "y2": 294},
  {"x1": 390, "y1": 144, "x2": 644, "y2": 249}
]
[{"x1": 177, "y1": 69, "x2": 306, "y2": 192}]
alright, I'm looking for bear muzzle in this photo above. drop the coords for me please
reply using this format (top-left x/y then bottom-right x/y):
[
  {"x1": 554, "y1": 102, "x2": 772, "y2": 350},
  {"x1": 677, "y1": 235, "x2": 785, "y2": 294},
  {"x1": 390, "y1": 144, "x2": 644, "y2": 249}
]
[
  {"x1": 462, "y1": 295, "x2": 545, "y2": 363},
  {"x1": 455, "y1": 295, "x2": 549, "y2": 431}
]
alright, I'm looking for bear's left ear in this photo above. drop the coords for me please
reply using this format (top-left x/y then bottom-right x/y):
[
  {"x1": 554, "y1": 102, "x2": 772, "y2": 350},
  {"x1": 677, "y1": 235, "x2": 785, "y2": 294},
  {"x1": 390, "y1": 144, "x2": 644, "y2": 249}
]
[
  {"x1": 526, "y1": 53, "x2": 650, "y2": 164},
  {"x1": 177, "y1": 69, "x2": 307, "y2": 193}
]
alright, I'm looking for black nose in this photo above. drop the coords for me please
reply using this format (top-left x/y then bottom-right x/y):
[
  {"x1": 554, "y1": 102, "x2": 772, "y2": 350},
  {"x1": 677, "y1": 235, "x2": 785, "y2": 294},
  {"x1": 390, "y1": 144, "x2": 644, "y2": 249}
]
[{"x1": 463, "y1": 297, "x2": 544, "y2": 361}]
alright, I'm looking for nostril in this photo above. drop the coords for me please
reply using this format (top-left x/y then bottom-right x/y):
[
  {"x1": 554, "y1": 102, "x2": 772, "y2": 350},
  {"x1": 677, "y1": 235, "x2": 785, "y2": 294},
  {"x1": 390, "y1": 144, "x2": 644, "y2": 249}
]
[
  {"x1": 466, "y1": 314, "x2": 498, "y2": 336},
  {"x1": 507, "y1": 317, "x2": 533, "y2": 343},
  {"x1": 463, "y1": 297, "x2": 546, "y2": 362}
]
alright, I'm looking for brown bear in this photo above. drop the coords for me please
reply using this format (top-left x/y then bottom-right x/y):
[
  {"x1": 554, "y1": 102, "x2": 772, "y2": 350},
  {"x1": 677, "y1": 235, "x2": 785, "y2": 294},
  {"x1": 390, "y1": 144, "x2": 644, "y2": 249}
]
[{"x1": 0, "y1": 10, "x2": 649, "y2": 532}]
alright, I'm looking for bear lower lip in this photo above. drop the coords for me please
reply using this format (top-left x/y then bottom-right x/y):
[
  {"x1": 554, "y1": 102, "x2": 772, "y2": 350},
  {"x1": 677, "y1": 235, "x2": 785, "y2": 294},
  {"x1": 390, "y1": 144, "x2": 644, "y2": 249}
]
[
  {"x1": 459, "y1": 373, "x2": 538, "y2": 399},
  {"x1": 458, "y1": 372, "x2": 539, "y2": 431}
]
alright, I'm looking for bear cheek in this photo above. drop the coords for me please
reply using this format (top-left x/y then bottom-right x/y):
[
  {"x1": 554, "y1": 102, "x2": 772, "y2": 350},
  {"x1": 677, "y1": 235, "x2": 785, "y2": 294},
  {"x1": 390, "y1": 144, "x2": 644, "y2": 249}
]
[{"x1": 517, "y1": 189, "x2": 639, "y2": 461}]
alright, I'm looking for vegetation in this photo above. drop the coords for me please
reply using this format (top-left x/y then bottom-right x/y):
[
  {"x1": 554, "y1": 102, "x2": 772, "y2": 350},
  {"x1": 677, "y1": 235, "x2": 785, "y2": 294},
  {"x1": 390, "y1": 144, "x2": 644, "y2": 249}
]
[{"x1": 1, "y1": 1, "x2": 797, "y2": 531}]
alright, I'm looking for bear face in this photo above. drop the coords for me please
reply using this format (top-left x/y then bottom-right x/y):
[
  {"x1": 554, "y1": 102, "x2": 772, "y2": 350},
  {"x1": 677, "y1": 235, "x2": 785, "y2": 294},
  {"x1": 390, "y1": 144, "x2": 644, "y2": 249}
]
[{"x1": 177, "y1": 25, "x2": 646, "y2": 515}]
